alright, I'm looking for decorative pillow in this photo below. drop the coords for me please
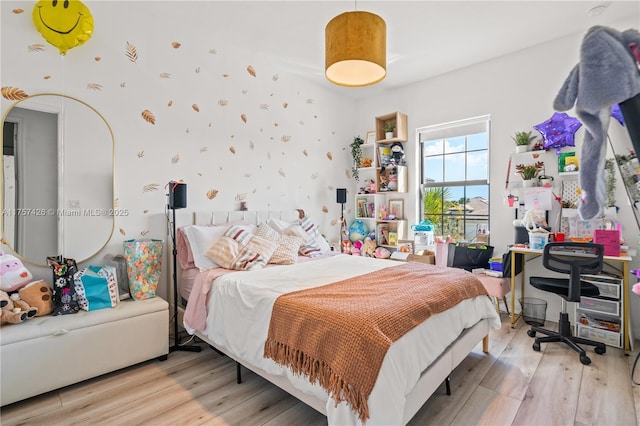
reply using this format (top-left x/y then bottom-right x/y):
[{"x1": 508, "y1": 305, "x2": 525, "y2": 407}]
[
  {"x1": 267, "y1": 218, "x2": 312, "y2": 242},
  {"x1": 296, "y1": 216, "x2": 332, "y2": 257},
  {"x1": 255, "y1": 223, "x2": 305, "y2": 265},
  {"x1": 206, "y1": 225, "x2": 276, "y2": 271},
  {"x1": 182, "y1": 225, "x2": 230, "y2": 271},
  {"x1": 182, "y1": 224, "x2": 257, "y2": 271}
]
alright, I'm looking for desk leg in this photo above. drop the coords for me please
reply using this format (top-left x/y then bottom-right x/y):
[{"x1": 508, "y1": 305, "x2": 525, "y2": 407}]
[
  {"x1": 623, "y1": 260, "x2": 630, "y2": 355},
  {"x1": 510, "y1": 251, "x2": 516, "y2": 328}
]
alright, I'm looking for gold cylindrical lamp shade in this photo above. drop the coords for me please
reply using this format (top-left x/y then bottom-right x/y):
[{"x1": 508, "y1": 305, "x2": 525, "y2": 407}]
[{"x1": 325, "y1": 11, "x2": 386, "y2": 87}]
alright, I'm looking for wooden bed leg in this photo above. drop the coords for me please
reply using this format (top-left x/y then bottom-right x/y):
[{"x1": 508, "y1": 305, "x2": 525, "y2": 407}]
[
  {"x1": 482, "y1": 335, "x2": 489, "y2": 353},
  {"x1": 444, "y1": 376, "x2": 451, "y2": 395},
  {"x1": 236, "y1": 362, "x2": 242, "y2": 384}
]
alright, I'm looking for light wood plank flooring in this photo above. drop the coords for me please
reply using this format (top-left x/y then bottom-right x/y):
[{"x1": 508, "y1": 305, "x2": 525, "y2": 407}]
[{"x1": 2, "y1": 313, "x2": 639, "y2": 426}]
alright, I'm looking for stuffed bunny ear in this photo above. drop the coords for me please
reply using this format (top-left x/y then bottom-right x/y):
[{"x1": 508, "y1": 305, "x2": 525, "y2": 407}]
[{"x1": 553, "y1": 65, "x2": 580, "y2": 111}]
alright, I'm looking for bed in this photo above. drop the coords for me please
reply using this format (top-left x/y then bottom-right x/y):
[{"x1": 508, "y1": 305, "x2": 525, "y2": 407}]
[{"x1": 176, "y1": 210, "x2": 501, "y2": 426}]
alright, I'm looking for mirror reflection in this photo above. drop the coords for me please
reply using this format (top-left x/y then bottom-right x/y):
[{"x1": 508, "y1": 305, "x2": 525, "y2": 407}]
[{"x1": 2, "y1": 94, "x2": 114, "y2": 265}]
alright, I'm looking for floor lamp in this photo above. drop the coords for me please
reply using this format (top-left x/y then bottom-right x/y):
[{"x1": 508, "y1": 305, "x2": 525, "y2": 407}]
[{"x1": 167, "y1": 181, "x2": 201, "y2": 354}]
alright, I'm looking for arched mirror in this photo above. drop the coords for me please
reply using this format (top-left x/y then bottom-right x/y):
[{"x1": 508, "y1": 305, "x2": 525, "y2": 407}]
[{"x1": 2, "y1": 94, "x2": 114, "y2": 266}]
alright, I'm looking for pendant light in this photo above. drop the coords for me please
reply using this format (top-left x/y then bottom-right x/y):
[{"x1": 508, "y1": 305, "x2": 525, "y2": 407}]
[{"x1": 325, "y1": 5, "x2": 386, "y2": 87}]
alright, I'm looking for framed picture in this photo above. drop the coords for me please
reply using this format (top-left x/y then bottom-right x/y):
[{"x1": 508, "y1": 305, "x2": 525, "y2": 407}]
[
  {"x1": 365, "y1": 130, "x2": 376, "y2": 144},
  {"x1": 388, "y1": 199, "x2": 404, "y2": 219},
  {"x1": 397, "y1": 239, "x2": 414, "y2": 254}
]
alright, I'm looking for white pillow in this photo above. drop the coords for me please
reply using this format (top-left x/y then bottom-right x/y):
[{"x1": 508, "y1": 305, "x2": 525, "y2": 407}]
[{"x1": 182, "y1": 225, "x2": 229, "y2": 270}]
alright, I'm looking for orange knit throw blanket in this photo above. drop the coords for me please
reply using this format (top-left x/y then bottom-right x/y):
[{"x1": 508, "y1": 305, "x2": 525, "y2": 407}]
[{"x1": 263, "y1": 262, "x2": 488, "y2": 422}]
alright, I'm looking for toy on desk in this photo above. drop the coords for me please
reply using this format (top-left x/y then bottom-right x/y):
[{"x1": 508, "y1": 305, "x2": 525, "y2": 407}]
[{"x1": 514, "y1": 209, "x2": 548, "y2": 231}]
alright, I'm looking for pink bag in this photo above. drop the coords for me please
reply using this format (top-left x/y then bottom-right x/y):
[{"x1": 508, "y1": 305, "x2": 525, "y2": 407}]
[{"x1": 435, "y1": 242, "x2": 449, "y2": 267}]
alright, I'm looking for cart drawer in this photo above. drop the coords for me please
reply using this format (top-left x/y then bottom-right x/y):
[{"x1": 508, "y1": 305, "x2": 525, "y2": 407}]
[
  {"x1": 576, "y1": 324, "x2": 622, "y2": 348},
  {"x1": 578, "y1": 296, "x2": 620, "y2": 316}
]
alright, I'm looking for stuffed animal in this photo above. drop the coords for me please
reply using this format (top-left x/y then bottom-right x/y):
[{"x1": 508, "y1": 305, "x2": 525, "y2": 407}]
[
  {"x1": 0, "y1": 290, "x2": 27, "y2": 326},
  {"x1": 19, "y1": 280, "x2": 53, "y2": 317},
  {"x1": 362, "y1": 237, "x2": 377, "y2": 257},
  {"x1": 9, "y1": 293, "x2": 38, "y2": 319},
  {"x1": 390, "y1": 142, "x2": 406, "y2": 166},
  {"x1": 352, "y1": 240, "x2": 363, "y2": 256},
  {"x1": 0, "y1": 253, "x2": 33, "y2": 292},
  {"x1": 374, "y1": 247, "x2": 391, "y2": 259}
]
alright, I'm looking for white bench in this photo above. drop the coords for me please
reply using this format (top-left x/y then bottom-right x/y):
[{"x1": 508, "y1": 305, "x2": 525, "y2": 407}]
[{"x1": 0, "y1": 297, "x2": 169, "y2": 406}]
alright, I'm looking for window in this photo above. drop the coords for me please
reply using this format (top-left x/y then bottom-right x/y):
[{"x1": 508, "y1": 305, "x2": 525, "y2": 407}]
[{"x1": 418, "y1": 116, "x2": 490, "y2": 241}]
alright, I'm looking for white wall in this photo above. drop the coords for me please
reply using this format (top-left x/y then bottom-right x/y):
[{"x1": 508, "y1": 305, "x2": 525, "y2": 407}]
[
  {"x1": 1, "y1": 1, "x2": 358, "y2": 300},
  {"x1": 356, "y1": 17, "x2": 640, "y2": 337}
]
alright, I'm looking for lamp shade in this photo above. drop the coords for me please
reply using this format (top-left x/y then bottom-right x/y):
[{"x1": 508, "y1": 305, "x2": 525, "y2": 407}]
[{"x1": 325, "y1": 11, "x2": 386, "y2": 87}]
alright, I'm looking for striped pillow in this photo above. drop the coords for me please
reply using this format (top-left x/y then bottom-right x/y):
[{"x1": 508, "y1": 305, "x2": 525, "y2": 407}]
[
  {"x1": 297, "y1": 217, "x2": 331, "y2": 257},
  {"x1": 206, "y1": 225, "x2": 276, "y2": 271},
  {"x1": 255, "y1": 223, "x2": 304, "y2": 265}
]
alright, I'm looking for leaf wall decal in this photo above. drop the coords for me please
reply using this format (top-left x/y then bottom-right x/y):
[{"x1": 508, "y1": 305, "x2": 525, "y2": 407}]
[
  {"x1": 143, "y1": 183, "x2": 160, "y2": 192},
  {"x1": 278, "y1": 168, "x2": 286, "y2": 177},
  {"x1": 171, "y1": 154, "x2": 180, "y2": 164},
  {"x1": 119, "y1": 228, "x2": 126, "y2": 235},
  {"x1": 281, "y1": 135, "x2": 291, "y2": 142},
  {"x1": 207, "y1": 189, "x2": 219, "y2": 199},
  {"x1": 28, "y1": 44, "x2": 45, "y2": 52},
  {"x1": 326, "y1": 152, "x2": 333, "y2": 160},
  {"x1": 171, "y1": 41, "x2": 181, "y2": 48},
  {"x1": 229, "y1": 146, "x2": 236, "y2": 154},
  {"x1": 241, "y1": 113, "x2": 247, "y2": 123},
  {"x1": 137, "y1": 151, "x2": 144, "y2": 158},
  {"x1": 1, "y1": 86, "x2": 28, "y2": 100},
  {"x1": 247, "y1": 65, "x2": 256, "y2": 77},
  {"x1": 159, "y1": 72, "x2": 171, "y2": 78},
  {"x1": 125, "y1": 42, "x2": 138, "y2": 62},
  {"x1": 12, "y1": 8, "x2": 24, "y2": 13},
  {"x1": 259, "y1": 104, "x2": 269, "y2": 110},
  {"x1": 141, "y1": 110, "x2": 156, "y2": 124},
  {"x1": 218, "y1": 99, "x2": 229, "y2": 106},
  {"x1": 192, "y1": 104, "x2": 200, "y2": 112},
  {"x1": 87, "y1": 83, "x2": 103, "y2": 90}
]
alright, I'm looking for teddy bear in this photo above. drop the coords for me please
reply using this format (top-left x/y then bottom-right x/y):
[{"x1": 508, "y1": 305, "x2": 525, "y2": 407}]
[
  {"x1": 362, "y1": 237, "x2": 377, "y2": 257},
  {"x1": 18, "y1": 280, "x2": 53, "y2": 316},
  {"x1": 0, "y1": 252, "x2": 33, "y2": 293},
  {"x1": 1, "y1": 290, "x2": 28, "y2": 326}
]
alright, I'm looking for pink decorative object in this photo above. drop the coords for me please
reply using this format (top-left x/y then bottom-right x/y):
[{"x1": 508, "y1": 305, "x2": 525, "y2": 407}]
[{"x1": 0, "y1": 253, "x2": 33, "y2": 292}]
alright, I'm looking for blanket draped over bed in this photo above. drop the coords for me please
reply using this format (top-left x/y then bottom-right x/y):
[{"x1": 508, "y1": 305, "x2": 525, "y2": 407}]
[{"x1": 263, "y1": 262, "x2": 488, "y2": 422}]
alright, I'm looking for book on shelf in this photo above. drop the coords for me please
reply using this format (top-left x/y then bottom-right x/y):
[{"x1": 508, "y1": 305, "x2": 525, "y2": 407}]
[
  {"x1": 378, "y1": 146, "x2": 391, "y2": 168},
  {"x1": 376, "y1": 223, "x2": 390, "y2": 245},
  {"x1": 356, "y1": 197, "x2": 375, "y2": 218}
]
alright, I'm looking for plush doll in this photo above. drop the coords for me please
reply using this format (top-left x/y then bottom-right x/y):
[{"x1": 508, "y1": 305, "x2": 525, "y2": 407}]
[
  {"x1": 389, "y1": 142, "x2": 406, "y2": 166},
  {"x1": 0, "y1": 290, "x2": 27, "y2": 326},
  {"x1": 362, "y1": 237, "x2": 377, "y2": 257},
  {"x1": 554, "y1": 26, "x2": 640, "y2": 219},
  {"x1": 374, "y1": 247, "x2": 391, "y2": 259},
  {"x1": 0, "y1": 253, "x2": 33, "y2": 292},
  {"x1": 18, "y1": 280, "x2": 52, "y2": 317},
  {"x1": 352, "y1": 240, "x2": 363, "y2": 256},
  {"x1": 9, "y1": 293, "x2": 38, "y2": 319}
]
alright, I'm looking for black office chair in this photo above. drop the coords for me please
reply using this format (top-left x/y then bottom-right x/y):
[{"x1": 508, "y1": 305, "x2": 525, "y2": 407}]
[{"x1": 527, "y1": 242, "x2": 606, "y2": 365}]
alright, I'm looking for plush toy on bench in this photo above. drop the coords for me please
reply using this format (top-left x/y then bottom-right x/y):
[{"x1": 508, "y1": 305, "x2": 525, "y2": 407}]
[
  {"x1": 0, "y1": 290, "x2": 36, "y2": 326},
  {"x1": 0, "y1": 253, "x2": 33, "y2": 293}
]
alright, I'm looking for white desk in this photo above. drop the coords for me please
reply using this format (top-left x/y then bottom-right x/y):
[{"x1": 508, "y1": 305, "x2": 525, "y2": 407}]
[{"x1": 509, "y1": 247, "x2": 631, "y2": 354}]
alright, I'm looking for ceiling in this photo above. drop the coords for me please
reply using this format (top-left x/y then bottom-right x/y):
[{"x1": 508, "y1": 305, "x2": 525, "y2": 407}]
[{"x1": 151, "y1": 1, "x2": 639, "y2": 99}]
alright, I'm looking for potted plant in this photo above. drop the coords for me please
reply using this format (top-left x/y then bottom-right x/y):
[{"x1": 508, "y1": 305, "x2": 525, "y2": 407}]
[
  {"x1": 384, "y1": 122, "x2": 395, "y2": 139},
  {"x1": 350, "y1": 136, "x2": 364, "y2": 181},
  {"x1": 513, "y1": 131, "x2": 535, "y2": 153},
  {"x1": 515, "y1": 161, "x2": 544, "y2": 186}
]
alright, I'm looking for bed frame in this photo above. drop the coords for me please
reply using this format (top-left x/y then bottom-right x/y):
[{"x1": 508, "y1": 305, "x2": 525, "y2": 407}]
[{"x1": 177, "y1": 210, "x2": 492, "y2": 425}]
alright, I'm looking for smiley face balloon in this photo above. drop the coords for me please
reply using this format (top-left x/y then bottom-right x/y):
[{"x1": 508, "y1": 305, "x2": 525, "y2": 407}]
[{"x1": 33, "y1": 0, "x2": 94, "y2": 55}]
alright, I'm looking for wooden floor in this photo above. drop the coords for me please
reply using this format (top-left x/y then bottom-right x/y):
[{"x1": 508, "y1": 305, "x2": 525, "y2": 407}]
[{"x1": 2, "y1": 313, "x2": 639, "y2": 426}]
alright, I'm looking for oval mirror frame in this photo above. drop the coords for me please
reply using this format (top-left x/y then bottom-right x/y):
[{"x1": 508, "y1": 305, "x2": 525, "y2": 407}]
[{"x1": 1, "y1": 93, "x2": 115, "y2": 266}]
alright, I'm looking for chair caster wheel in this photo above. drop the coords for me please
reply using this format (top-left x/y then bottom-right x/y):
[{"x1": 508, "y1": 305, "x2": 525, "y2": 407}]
[
  {"x1": 595, "y1": 345, "x2": 606, "y2": 355},
  {"x1": 527, "y1": 329, "x2": 536, "y2": 338},
  {"x1": 580, "y1": 355, "x2": 591, "y2": 365},
  {"x1": 532, "y1": 341, "x2": 541, "y2": 351}
]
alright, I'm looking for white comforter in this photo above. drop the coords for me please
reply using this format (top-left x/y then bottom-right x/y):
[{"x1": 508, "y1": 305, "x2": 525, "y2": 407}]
[{"x1": 191, "y1": 255, "x2": 501, "y2": 425}]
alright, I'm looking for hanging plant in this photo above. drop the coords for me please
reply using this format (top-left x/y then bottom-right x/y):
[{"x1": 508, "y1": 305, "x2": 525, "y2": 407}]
[
  {"x1": 605, "y1": 158, "x2": 616, "y2": 207},
  {"x1": 350, "y1": 136, "x2": 364, "y2": 181}
]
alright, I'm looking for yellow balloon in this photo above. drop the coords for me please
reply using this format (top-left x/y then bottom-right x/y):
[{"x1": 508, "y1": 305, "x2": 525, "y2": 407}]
[{"x1": 32, "y1": 0, "x2": 94, "y2": 55}]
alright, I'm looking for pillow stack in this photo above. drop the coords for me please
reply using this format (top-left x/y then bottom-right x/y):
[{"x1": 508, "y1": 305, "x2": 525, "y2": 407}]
[{"x1": 180, "y1": 216, "x2": 332, "y2": 272}]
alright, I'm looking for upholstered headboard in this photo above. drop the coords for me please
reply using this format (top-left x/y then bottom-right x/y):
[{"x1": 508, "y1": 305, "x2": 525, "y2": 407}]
[{"x1": 191, "y1": 210, "x2": 304, "y2": 226}]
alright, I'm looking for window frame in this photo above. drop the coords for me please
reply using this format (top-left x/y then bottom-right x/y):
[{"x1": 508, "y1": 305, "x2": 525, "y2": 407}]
[{"x1": 417, "y1": 115, "x2": 491, "y2": 241}]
